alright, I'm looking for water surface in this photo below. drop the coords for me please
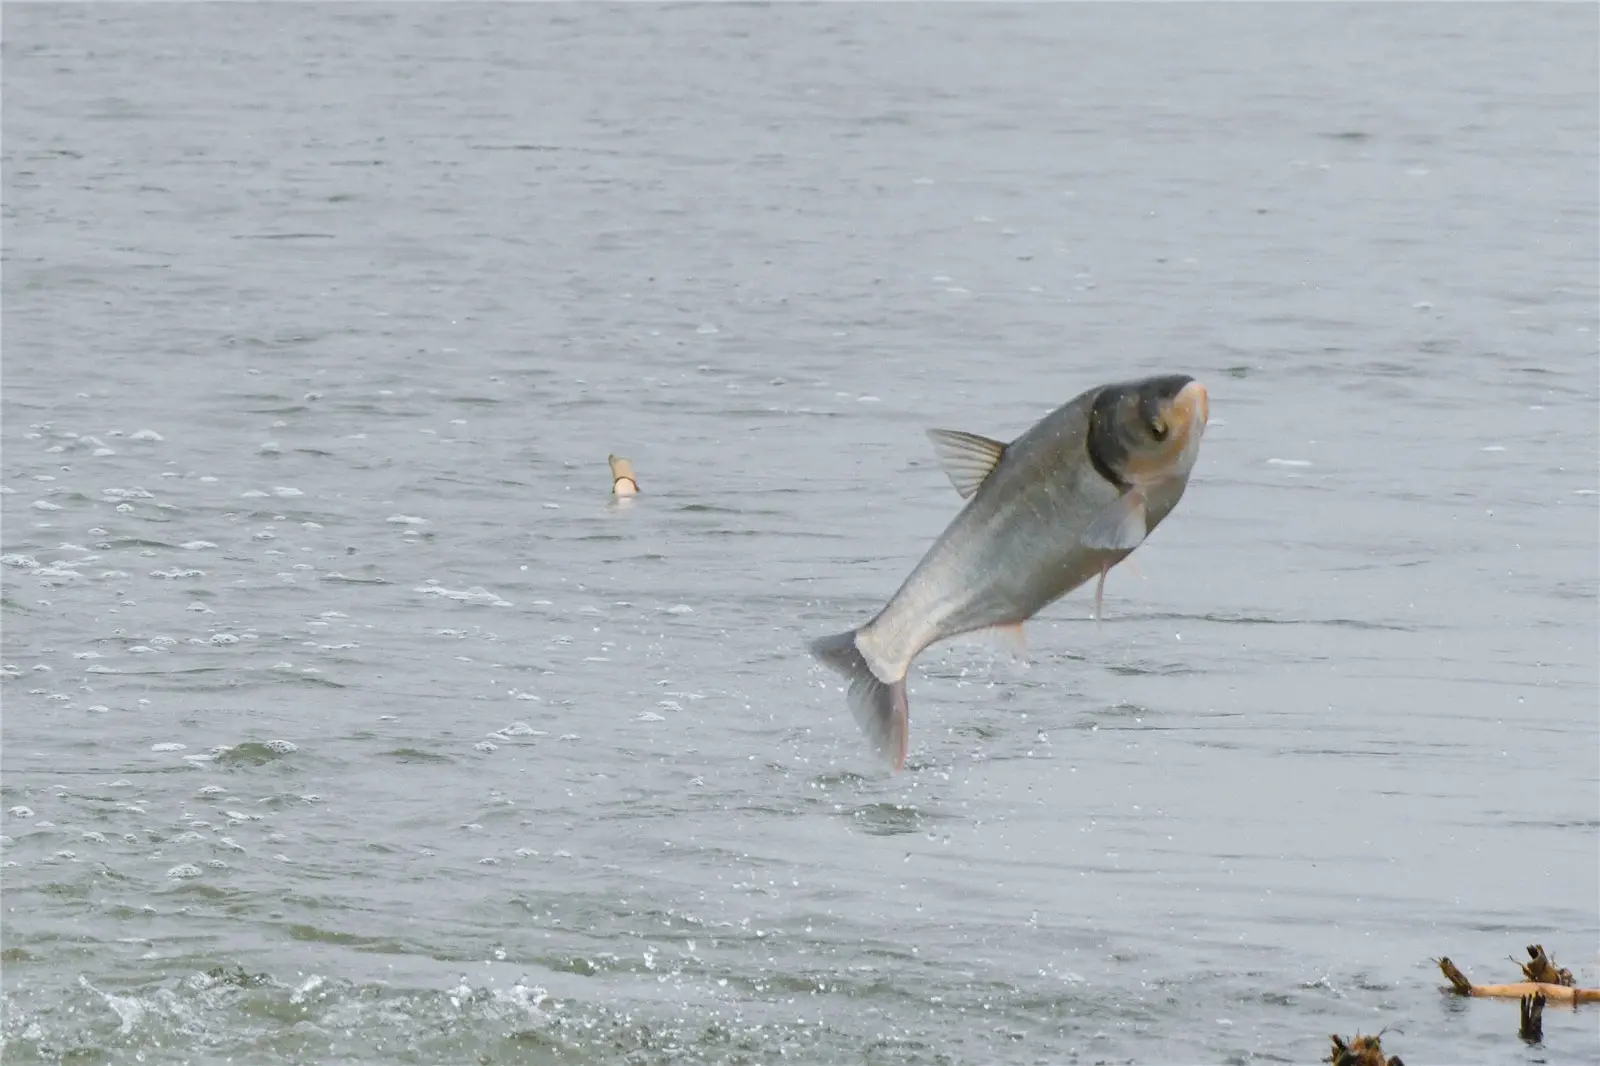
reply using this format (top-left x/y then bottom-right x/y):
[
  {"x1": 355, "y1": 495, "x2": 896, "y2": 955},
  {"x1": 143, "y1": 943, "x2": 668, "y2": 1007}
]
[{"x1": 3, "y1": 4, "x2": 1597, "y2": 1064}]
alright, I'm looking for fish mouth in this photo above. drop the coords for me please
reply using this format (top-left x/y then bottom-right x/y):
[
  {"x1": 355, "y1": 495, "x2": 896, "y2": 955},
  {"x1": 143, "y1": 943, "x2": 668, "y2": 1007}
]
[
  {"x1": 1174, "y1": 379, "x2": 1208, "y2": 431},
  {"x1": 1165, "y1": 380, "x2": 1208, "y2": 473}
]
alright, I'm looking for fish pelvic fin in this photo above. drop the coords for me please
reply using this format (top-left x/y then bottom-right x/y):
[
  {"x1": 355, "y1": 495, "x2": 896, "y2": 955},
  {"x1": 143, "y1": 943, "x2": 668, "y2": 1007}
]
[
  {"x1": 809, "y1": 630, "x2": 911, "y2": 772},
  {"x1": 1093, "y1": 561, "x2": 1110, "y2": 624},
  {"x1": 926, "y1": 429, "x2": 1007, "y2": 499},
  {"x1": 971, "y1": 621, "x2": 1027, "y2": 662},
  {"x1": 1082, "y1": 487, "x2": 1148, "y2": 551}
]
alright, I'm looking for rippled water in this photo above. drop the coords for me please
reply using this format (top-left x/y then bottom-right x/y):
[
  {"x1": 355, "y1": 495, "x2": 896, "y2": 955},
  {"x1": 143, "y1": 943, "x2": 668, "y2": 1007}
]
[{"x1": 4, "y1": 4, "x2": 1597, "y2": 1064}]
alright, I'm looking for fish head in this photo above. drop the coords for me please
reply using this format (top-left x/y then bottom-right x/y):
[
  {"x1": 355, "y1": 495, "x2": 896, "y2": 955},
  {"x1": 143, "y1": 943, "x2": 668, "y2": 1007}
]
[{"x1": 1086, "y1": 375, "x2": 1209, "y2": 488}]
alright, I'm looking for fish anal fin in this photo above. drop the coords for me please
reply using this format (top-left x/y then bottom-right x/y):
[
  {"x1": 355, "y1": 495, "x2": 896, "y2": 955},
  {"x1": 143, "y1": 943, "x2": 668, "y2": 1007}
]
[
  {"x1": 1082, "y1": 489, "x2": 1148, "y2": 551},
  {"x1": 926, "y1": 429, "x2": 1007, "y2": 499}
]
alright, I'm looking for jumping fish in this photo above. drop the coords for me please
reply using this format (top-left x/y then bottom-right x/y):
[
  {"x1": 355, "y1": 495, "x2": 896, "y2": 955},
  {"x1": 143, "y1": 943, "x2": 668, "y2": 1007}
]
[{"x1": 809, "y1": 374, "x2": 1210, "y2": 771}]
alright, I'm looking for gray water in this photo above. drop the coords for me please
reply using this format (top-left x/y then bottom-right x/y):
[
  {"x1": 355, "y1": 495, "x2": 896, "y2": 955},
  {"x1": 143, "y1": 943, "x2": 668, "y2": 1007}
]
[{"x1": 3, "y1": 4, "x2": 1597, "y2": 1064}]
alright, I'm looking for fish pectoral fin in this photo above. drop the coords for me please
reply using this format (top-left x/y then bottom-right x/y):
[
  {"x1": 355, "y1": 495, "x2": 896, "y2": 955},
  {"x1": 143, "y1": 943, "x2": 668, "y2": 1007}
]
[
  {"x1": 982, "y1": 621, "x2": 1027, "y2": 661},
  {"x1": 925, "y1": 429, "x2": 1007, "y2": 499},
  {"x1": 1082, "y1": 489, "x2": 1149, "y2": 551}
]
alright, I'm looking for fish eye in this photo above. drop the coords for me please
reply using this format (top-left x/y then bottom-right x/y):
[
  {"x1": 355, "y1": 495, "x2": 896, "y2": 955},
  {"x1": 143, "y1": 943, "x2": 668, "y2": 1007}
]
[{"x1": 1148, "y1": 418, "x2": 1169, "y2": 441}]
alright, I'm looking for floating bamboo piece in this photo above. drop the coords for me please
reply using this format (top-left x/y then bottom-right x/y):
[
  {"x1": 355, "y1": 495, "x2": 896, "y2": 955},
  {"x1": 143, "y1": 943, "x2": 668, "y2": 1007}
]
[{"x1": 608, "y1": 454, "x2": 640, "y2": 497}]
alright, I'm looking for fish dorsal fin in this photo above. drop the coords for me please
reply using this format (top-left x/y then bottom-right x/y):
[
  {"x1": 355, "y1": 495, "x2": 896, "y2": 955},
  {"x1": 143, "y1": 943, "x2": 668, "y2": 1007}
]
[{"x1": 926, "y1": 429, "x2": 1007, "y2": 499}]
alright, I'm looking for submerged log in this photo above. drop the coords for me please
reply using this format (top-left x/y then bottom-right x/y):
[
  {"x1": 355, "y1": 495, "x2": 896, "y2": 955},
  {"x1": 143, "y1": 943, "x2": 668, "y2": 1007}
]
[
  {"x1": 1326, "y1": 1032, "x2": 1403, "y2": 1066},
  {"x1": 1437, "y1": 956, "x2": 1600, "y2": 1004}
]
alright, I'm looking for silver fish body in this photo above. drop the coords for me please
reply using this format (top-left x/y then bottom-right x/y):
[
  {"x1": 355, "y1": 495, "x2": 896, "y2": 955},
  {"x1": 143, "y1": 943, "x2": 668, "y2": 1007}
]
[{"x1": 811, "y1": 374, "x2": 1209, "y2": 771}]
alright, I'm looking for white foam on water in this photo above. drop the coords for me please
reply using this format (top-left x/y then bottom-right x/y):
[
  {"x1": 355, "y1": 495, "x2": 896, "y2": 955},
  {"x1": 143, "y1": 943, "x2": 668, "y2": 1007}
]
[
  {"x1": 78, "y1": 977, "x2": 148, "y2": 1034},
  {"x1": 414, "y1": 583, "x2": 512, "y2": 607},
  {"x1": 496, "y1": 721, "x2": 546, "y2": 737}
]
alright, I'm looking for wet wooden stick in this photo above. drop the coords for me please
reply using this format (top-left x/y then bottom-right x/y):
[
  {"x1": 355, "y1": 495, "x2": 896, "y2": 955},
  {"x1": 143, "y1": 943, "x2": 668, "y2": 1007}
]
[{"x1": 1437, "y1": 957, "x2": 1600, "y2": 1004}]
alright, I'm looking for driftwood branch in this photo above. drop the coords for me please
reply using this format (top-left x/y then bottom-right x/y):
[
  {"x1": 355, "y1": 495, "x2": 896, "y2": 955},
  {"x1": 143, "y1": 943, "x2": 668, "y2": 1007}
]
[
  {"x1": 1515, "y1": 944, "x2": 1574, "y2": 987},
  {"x1": 1327, "y1": 1032, "x2": 1403, "y2": 1066},
  {"x1": 1437, "y1": 956, "x2": 1600, "y2": 1004}
]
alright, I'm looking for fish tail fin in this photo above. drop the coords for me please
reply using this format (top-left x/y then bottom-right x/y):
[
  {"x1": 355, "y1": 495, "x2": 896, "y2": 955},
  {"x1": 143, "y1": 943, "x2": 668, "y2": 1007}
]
[{"x1": 809, "y1": 629, "x2": 910, "y2": 772}]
